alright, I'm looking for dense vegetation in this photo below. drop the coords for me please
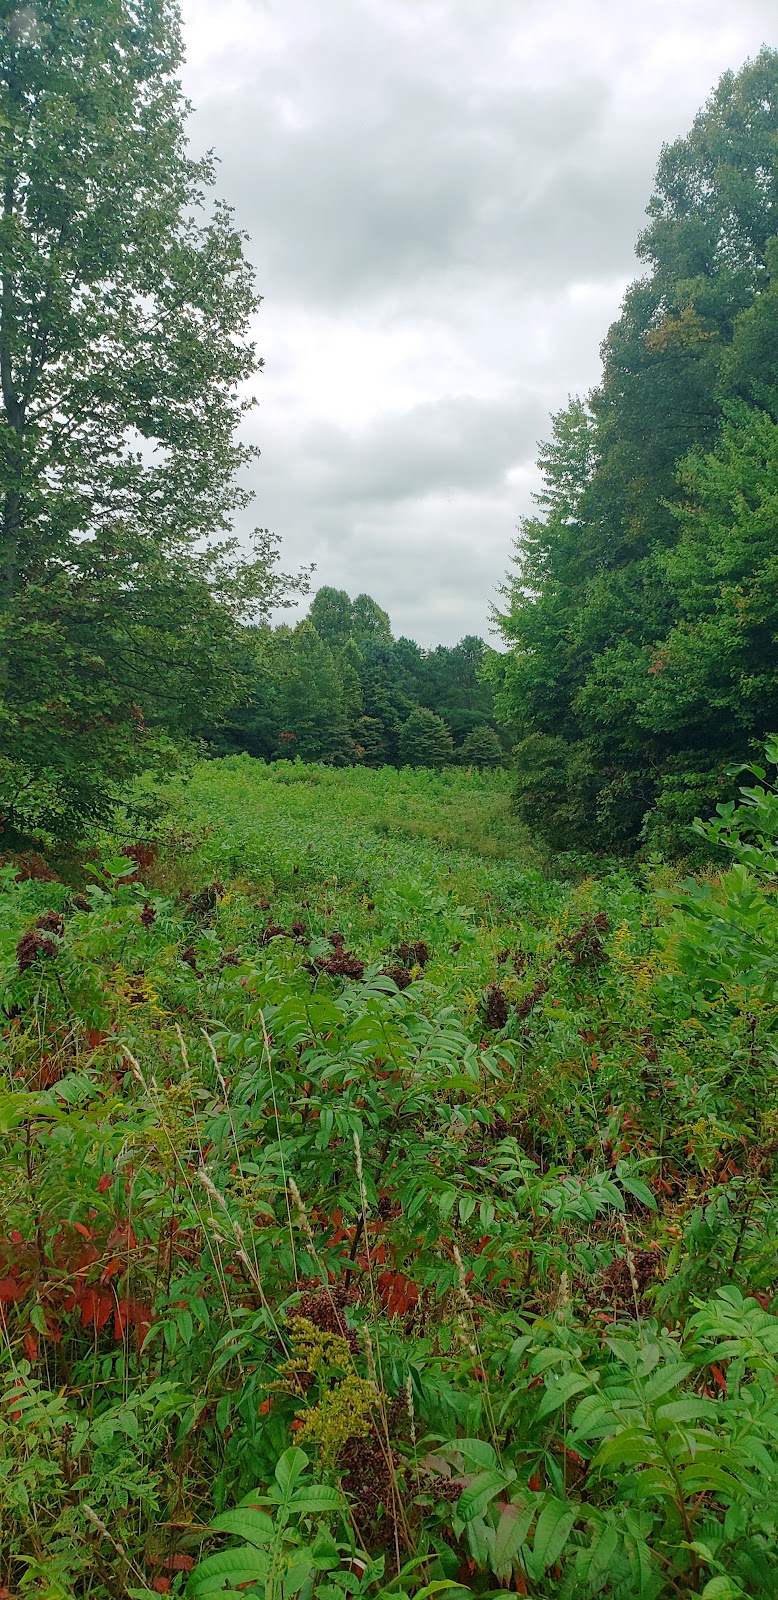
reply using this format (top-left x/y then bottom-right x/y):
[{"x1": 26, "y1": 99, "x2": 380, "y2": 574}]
[
  {"x1": 208, "y1": 588, "x2": 502, "y2": 770},
  {"x1": 4, "y1": 756, "x2": 778, "y2": 1598},
  {"x1": 490, "y1": 50, "x2": 778, "y2": 854},
  {"x1": 0, "y1": 0, "x2": 304, "y2": 841},
  {"x1": 3, "y1": 8, "x2": 778, "y2": 1598}
]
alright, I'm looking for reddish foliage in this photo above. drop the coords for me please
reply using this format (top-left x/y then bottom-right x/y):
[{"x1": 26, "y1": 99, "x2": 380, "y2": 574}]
[
  {"x1": 121, "y1": 842, "x2": 157, "y2": 882},
  {"x1": 16, "y1": 929, "x2": 58, "y2": 975},
  {"x1": 0, "y1": 1278, "x2": 25, "y2": 1303},
  {"x1": 376, "y1": 1270, "x2": 419, "y2": 1318},
  {"x1": 14, "y1": 852, "x2": 59, "y2": 883}
]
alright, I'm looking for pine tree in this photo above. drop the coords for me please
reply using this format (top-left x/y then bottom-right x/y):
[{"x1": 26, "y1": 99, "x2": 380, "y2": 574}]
[
  {"x1": 398, "y1": 707, "x2": 454, "y2": 769},
  {"x1": 459, "y1": 726, "x2": 503, "y2": 768},
  {"x1": 495, "y1": 50, "x2": 778, "y2": 850}
]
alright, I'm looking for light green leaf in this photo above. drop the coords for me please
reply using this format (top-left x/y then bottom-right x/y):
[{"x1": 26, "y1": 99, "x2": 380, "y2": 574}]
[
  {"x1": 493, "y1": 1499, "x2": 535, "y2": 1573},
  {"x1": 537, "y1": 1371, "x2": 591, "y2": 1418},
  {"x1": 701, "y1": 1580, "x2": 747, "y2": 1599},
  {"x1": 532, "y1": 1499, "x2": 576, "y2": 1573},
  {"x1": 209, "y1": 1508, "x2": 274, "y2": 1546},
  {"x1": 275, "y1": 1447, "x2": 310, "y2": 1495},
  {"x1": 456, "y1": 1470, "x2": 511, "y2": 1523},
  {"x1": 185, "y1": 1547, "x2": 269, "y2": 1596},
  {"x1": 289, "y1": 1485, "x2": 343, "y2": 1514}
]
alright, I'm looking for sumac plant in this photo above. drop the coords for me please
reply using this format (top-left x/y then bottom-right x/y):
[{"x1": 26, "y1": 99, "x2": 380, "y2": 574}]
[{"x1": 2, "y1": 756, "x2": 778, "y2": 1596}]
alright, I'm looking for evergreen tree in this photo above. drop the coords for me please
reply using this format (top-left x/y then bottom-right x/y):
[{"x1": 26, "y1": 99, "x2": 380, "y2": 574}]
[
  {"x1": 398, "y1": 707, "x2": 454, "y2": 769},
  {"x1": 459, "y1": 726, "x2": 504, "y2": 768},
  {"x1": 494, "y1": 50, "x2": 778, "y2": 851},
  {"x1": 273, "y1": 622, "x2": 352, "y2": 764},
  {"x1": 353, "y1": 716, "x2": 387, "y2": 767}
]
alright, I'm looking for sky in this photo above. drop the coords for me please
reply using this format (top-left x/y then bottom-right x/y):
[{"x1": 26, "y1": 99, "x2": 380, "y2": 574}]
[{"x1": 179, "y1": 0, "x2": 776, "y2": 647}]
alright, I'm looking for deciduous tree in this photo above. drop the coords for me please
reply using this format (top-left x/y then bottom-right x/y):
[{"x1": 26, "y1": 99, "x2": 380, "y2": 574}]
[{"x1": 0, "y1": 0, "x2": 296, "y2": 833}]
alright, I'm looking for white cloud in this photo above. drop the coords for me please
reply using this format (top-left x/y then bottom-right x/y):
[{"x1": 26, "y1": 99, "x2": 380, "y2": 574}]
[{"x1": 180, "y1": 0, "x2": 775, "y2": 644}]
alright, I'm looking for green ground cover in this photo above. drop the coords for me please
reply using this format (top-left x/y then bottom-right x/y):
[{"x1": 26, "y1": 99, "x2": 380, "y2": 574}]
[{"x1": 2, "y1": 759, "x2": 778, "y2": 1599}]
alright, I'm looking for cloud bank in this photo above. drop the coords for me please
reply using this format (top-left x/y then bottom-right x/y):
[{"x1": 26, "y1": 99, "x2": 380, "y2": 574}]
[{"x1": 180, "y1": 0, "x2": 775, "y2": 644}]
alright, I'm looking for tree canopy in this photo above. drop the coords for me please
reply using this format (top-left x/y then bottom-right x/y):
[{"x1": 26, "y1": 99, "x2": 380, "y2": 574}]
[
  {"x1": 0, "y1": 0, "x2": 298, "y2": 834},
  {"x1": 210, "y1": 587, "x2": 504, "y2": 770},
  {"x1": 491, "y1": 49, "x2": 778, "y2": 852}
]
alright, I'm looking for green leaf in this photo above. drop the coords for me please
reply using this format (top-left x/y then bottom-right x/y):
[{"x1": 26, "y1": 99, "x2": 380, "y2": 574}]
[
  {"x1": 701, "y1": 1580, "x2": 747, "y2": 1599},
  {"x1": 456, "y1": 1470, "x2": 511, "y2": 1522},
  {"x1": 289, "y1": 1485, "x2": 343, "y2": 1514},
  {"x1": 643, "y1": 1362, "x2": 695, "y2": 1402},
  {"x1": 185, "y1": 1547, "x2": 269, "y2": 1596},
  {"x1": 209, "y1": 1508, "x2": 274, "y2": 1546},
  {"x1": 654, "y1": 1397, "x2": 717, "y2": 1428},
  {"x1": 532, "y1": 1499, "x2": 576, "y2": 1572},
  {"x1": 493, "y1": 1500, "x2": 535, "y2": 1573},
  {"x1": 537, "y1": 1371, "x2": 591, "y2": 1418},
  {"x1": 593, "y1": 1429, "x2": 658, "y2": 1471},
  {"x1": 275, "y1": 1447, "x2": 310, "y2": 1496},
  {"x1": 588, "y1": 1521, "x2": 620, "y2": 1584}
]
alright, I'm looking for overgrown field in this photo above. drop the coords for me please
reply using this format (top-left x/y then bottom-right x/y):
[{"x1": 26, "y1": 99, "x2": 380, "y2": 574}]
[{"x1": 3, "y1": 757, "x2": 778, "y2": 1600}]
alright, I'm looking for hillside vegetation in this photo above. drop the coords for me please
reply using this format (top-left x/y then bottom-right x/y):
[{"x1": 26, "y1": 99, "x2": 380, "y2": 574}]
[{"x1": 3, "y1": 758, "x2": 778, "y2": 1598}]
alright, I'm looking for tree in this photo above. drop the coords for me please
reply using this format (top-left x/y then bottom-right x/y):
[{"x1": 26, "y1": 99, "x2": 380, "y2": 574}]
[
  {"x1": 459, "y1": 726, "x2": 503, "y2": 768},
  {"x1": 273, "y1": 622, "x2": 352, "y2": 764},
  {"x1": 494, "y1": 51, "x2": 778, "y2": 850},
  {"x1": 350, "y1": 592, "x2": 392, "y2": 644},
  {"x1": 352, "y1": 716, "x2": 386, "y2": 767},
  {"x1": 0, "y1": 0, "x2": 296, "y2": 834},
  {"x1": 398, "y1": 707, "x2": 454, "y2": 769},
  {"x1": 307, "y1": 587, "x2": 354, "y2": 650}
]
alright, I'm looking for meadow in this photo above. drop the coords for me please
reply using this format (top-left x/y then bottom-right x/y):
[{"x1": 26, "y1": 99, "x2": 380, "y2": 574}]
[{"x1": 2, "y1": 756, "x2": 778, "y2": 1600}]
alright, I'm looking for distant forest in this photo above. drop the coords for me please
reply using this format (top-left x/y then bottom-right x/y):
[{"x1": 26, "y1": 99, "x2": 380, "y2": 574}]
[{"x1": 207, "y1": 586, "x2": 504, "y2": 770}]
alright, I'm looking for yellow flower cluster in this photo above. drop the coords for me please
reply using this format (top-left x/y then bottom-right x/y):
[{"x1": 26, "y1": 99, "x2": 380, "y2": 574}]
[{"x1": 280, "y1": 1316, "x2": 377, "y2": 1467}]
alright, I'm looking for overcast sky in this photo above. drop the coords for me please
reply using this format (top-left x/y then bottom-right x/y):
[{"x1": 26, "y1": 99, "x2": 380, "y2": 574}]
[{"x1": 179, "y1": 0, "x2": 775, "y2": 646}]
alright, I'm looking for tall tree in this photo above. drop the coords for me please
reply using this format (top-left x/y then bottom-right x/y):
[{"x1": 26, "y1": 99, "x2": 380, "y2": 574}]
[
  {"x1": 494, "y1": 50, "x2": 778, "y2": 851},
  {"x1": 273, "y1": 622, "x2": 352, "y2": 764},
  {"x1": 0, "y1": 0, "x2": 293, "y2": 834}
]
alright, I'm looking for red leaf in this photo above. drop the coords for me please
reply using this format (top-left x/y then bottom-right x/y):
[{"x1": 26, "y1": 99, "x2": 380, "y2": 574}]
[
  {"x1": 73, "y1": 1223, "x2": 92, "y2": 1239},
  {"x1": 97, "y1": 1174, "x2": 112, "y2": 1194},
  {"x1": 79, "y1": 1289, "x2": 113, "y2": 1331},
  {"x1": 10, "y1": 1230, "x2": 24, "y2": 1245},
  {"x1": 0, "y1": 1277, "x2": 23, "y2": 1303},
  {"x1": 23, "y1": 1328, "x2": 38, "y2": 1362}
]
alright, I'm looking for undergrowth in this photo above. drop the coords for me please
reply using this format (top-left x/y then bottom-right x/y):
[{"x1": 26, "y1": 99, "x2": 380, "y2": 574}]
[{"x1": 2, "y1": 755, "x2": 778, "y2": 1599}]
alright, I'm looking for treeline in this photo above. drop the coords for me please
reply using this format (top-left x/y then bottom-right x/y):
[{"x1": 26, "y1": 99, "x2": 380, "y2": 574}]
[
  {"x1": 208, "y1": 587, "x2": 504, "y2": 769},
  {"x1": 491, "y1": 49, "x2": 778, "y2": 853}
]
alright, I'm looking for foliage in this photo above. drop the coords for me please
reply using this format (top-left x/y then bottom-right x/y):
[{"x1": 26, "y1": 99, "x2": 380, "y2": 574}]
[
  {"x1": 2, "y1": 753, "x2": 778, "y2": 1596},
  {"x1": 0, "y1": 0, "x2": 303, "y2": 837},
  {"x1": 458, "y1": 728, "x2": 504, "y2": 769},
  {"x1": 492, "y1": 51, "x2": 778, "y2": 852},
  {"x1": 211, "y1": 590, "x2": 501, "y2": 771},
  {"x1": 398, "y1": 708, "x2": 455, "y2": 770}
]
